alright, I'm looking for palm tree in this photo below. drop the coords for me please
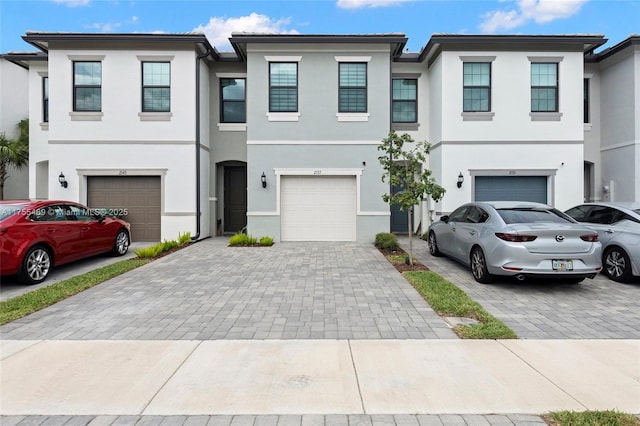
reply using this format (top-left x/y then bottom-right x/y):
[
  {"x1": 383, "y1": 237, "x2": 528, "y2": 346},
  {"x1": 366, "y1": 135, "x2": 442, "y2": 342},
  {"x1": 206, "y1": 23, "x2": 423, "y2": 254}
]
[{"x1": 0, "y1": 119, "x2": 29, "y2": 200}]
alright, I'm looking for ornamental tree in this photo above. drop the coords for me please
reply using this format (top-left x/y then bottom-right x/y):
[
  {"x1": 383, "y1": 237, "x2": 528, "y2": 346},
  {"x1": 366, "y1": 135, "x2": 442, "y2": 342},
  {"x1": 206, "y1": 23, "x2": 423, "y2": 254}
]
[
  {"x1": 0, "y1": 119, "x2": 29, "y2": 200},
  {"x1": 378, "y1": 131, "x2": 445, "y2": 265}
]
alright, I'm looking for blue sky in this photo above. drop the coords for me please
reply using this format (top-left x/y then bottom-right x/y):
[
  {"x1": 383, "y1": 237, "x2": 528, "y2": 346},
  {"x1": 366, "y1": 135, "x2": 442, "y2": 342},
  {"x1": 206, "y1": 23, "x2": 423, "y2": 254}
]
[{"x1": 1, "y1": 0, "x2": 638, "y2": 54}]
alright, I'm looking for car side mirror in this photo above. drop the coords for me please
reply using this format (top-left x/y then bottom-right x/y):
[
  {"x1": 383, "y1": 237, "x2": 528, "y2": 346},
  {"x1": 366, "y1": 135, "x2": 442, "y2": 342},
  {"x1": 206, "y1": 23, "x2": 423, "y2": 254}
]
[{"x1": 440, "y1": 215, "x2": 449, "y2": 223}]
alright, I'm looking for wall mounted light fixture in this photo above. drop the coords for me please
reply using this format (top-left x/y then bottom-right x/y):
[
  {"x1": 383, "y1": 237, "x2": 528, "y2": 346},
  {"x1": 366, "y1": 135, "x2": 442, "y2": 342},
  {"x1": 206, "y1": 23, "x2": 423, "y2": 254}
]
[
  {"x1": 457, "y1": 172, "x2": 464, "y2": 189},
  {"x1": 261, "y1": 172, "x2": 267, "y2": 189},
  {"x1": 58, "y1": 172, "x2": 68, "y2": 188}
]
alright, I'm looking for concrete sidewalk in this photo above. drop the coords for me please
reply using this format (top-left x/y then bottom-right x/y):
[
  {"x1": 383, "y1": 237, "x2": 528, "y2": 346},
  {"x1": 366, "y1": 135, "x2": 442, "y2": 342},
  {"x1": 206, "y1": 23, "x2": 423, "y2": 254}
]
[{"x1": 1, "y1": 339, "x2": 638, "y2": 416}]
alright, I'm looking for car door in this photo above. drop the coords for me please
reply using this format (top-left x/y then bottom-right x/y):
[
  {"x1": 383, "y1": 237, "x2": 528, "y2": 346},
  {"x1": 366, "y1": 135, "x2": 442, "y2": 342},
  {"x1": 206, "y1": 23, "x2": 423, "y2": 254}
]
[
  {"x1": 66, "y1": 204, "x2": 113, "y2": 256},
  {"x1": 29, "y1": 204, "x2": 83, "y2": 264},
  {"x1": 454, "y1": 206, "x2": 489, "y2": 262},
  {"x1": 582, "y1": 206, "x2": 621, "y2": 246},
  {"x1": 438, "y1": 206, "x2": 469, "y2": 257}
]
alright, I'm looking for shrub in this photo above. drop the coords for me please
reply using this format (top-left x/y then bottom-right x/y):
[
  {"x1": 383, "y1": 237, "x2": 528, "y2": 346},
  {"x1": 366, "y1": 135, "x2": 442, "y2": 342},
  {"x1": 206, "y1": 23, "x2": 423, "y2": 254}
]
[
  {"x1": 177, "y1": 232, "x2": 191, "y2": 246},
  {"x1": 134, "y1": 244, "x2": 164, "y2": 258},
  {"x1": 259, "y1": 236, "x2": 274, "y2": 246},
  {"x1": 229, "y1": 233, "x2": 257, "y2": 246},
  {"x1": 161, "y1": 240, "x2": 179, "y2": 251},
  {"x1": 374, "y1": 232, "x2": 399, "y2": 251}
]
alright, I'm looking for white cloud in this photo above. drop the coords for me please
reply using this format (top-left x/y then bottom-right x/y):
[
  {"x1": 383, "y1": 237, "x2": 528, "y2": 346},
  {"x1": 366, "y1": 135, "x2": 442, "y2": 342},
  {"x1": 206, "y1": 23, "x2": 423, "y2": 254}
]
[
  {"x1": 480, "y1": 0, "x2": 588, "y2": 33},
  {"x1": 52, "y1": 0, "x2": 90, "y2": 7},
  {"x1": 337, "y1": 0, "x2": 410, "y2": 9},
  {"x1": 192, "y1": 13, "x2": 299, "y2": 51},
  {"x1": 84, "y1": 16, "x2": 138, "y2": 33}
]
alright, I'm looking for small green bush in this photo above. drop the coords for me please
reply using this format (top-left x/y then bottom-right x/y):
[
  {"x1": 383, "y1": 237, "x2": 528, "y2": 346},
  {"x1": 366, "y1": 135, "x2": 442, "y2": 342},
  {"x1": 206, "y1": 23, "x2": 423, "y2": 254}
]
[
  {"x1": 134, "y1": 244, "x2": 164, "y2": 258},
  {"x1": 177, "y1": 232, "x2": 191, "y2": 246},
  {"x1": 374, "y1": 232, "x2": 399, "y2": 251},
  {"x1": 229, "y1": 233, "x2": 257, "y2": 246},
  {"x1": 259, "y1": 236, "x2": 274, "y2": 246},
  {"x1": 161, "y1": 240, "x2": 179, "y2": 251}
]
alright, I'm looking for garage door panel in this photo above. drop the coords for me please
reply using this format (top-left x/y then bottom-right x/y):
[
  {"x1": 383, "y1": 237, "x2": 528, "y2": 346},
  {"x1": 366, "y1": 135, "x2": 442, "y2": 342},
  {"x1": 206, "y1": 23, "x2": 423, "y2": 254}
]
[
  {"x1": 475, "y1": 176, "x2": 547, "y2": 204},
  {"x1": 88, "y1": 176, "x2": 161, "y2": 242},
  {"x1": 281, "y1": 176, "x2": 356, "y2": 242}
]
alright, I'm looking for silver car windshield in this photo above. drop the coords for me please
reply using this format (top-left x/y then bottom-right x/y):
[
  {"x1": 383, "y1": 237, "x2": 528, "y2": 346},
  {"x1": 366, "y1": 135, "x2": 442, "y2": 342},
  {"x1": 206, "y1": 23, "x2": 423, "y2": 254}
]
[{"x1": 497, "y1": 208, "x2": 572, "y2": 224}]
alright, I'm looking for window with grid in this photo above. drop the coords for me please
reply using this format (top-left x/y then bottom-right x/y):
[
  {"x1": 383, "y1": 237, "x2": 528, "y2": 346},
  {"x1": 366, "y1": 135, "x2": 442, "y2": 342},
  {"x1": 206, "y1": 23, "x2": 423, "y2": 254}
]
[
  {"x1": 339, "y1": 63, "x2": 367, "y2": 113},
  {"x1": 584, "y1": 78, "x2": 590, "y2": 123},
  {"x1": 142, "y1": 62, "x2": 170, "y2": 112},
  {"x1": 269, "y1": 63, "x2": 297, "y2": 112},
  {"x1": 73, "y1": 61, "x2": 101, "y2": 111},
  {"x1": 392, "y1": 79, "x2": 417, "y2": 122},
  {"x1": 531, "y1": 63, "x2": 558, "y2": 112},
  {"x1": 43, "y1": 77, "x2": 49, "y2": 122},
  {"x1": 463, "y1": 63, "x2": 490, "y2": 112},
  {"x1": 220, "y1": 78, "x2": 246, "y2": 123}
]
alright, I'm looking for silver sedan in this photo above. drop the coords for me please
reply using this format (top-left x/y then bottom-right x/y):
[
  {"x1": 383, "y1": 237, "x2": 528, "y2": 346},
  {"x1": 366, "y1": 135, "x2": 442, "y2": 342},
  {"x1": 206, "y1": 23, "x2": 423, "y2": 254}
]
[
  {"x1": 565, "y1": 202, "x2": 640, "y2": 283},
  {"x1": 426, "y1": 201, "x2": 603, "y2": 283}
]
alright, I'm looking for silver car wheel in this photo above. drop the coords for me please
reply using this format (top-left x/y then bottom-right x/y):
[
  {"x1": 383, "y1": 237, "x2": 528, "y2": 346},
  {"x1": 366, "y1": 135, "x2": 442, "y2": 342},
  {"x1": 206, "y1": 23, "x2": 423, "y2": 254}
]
[
  {"x1": 428, "y1": 232, "x2": 440, "y2": 256},
  {"x1": 604, "y1": 247, "x2": 631, "y2": 282},
  {"x1": 113, "y1": 230, "x2": 130, "y2": 256},
  {"x1": 470, "y1": 247, "x2": 493, "y2": 283},
  {"x1": 25, "y1": 247, "x2": 51, "y2": 282}
]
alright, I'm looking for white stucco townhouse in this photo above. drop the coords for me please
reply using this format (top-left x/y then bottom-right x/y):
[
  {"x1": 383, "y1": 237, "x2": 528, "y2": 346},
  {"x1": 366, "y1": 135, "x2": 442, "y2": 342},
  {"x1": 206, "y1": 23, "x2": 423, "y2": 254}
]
[{"x1": 1, "y1": 32, "x2": 638, "y2": 242}]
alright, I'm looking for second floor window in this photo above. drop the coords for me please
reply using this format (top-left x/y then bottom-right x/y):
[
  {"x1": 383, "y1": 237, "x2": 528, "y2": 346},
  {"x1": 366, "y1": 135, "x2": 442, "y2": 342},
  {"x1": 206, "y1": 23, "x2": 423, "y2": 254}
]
[
  {"x1": 531, "y1": 63, "x2": 558, "y2": 112},
  {"x1": 43, "y1": 77, "x2": 49, "y2": 123},
  {"x1": 269, "y1": 63, "x2": 297, "y2": 112},
  {"x1": 142, "y1": 62, "x2": 170, "y2": 112},
  {"x1": 392, "y1": 79, "x2": 417, "y2": 122},
  {"x1": 339, "y1": 63, "x2": 367, "y2": 113},
  {"x1": 220, "y1": 78, "x2": 246, "y2": 123},
  {"x1": 463, "y1": 63, "x2": 491, "y2": 112},
  {"x1": 73, "y1": 61, "x2": 101, "y2": 112},
  {"x1": 584, "y1": 78, "x2": 590, "y2": 123}
]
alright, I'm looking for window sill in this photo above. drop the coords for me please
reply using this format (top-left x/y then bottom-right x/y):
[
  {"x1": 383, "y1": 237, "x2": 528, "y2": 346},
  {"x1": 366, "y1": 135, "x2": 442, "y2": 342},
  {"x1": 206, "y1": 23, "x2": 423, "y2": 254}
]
[
  {"x1": 530, "y1": 112, "x2": 563, "y2": 121},
  {"x1": 461, "y1": 112, "x2": 494, "y2": 121},
  {"x1": 336, "y1": 113, "x2": 369, "y2": 122},
  {"x1": 392, "y1": 123, "x2": 420, "y2": 131},
  {"x1": 69, "y1": 111, "x2": 103, "y2": 121},
  {"x1": 584, "y1": 123, "x2": 592, "y2": 131},
  {"x1": 139, "y1": 112, "x2": 172, "y2": 122},
  {"x1": 267, "y1": 112, "x2": 300, "y2": 122},
  {"x1": 218, "y1": 123, "x2": 247, "y2": 132},
  {"x1": 40, "y1": 122, "x2": 49, "y2": 131}
]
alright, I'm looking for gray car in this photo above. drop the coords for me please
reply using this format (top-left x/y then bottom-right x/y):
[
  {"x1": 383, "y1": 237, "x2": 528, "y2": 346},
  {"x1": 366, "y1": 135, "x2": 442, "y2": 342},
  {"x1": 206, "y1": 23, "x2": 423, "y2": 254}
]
[
  {"x1": 426, "y1": 201, "x2": 602, "y2": 283},
  {"x1": 565, "y1": 202, "x2": 640, "y2": 283}
]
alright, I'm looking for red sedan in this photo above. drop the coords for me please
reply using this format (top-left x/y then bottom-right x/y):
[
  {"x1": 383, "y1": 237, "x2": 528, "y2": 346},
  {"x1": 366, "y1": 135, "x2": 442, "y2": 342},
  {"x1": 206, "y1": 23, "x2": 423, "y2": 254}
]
[{"x1": 1, "y1": 200, "x2": 131, "y2": 284}]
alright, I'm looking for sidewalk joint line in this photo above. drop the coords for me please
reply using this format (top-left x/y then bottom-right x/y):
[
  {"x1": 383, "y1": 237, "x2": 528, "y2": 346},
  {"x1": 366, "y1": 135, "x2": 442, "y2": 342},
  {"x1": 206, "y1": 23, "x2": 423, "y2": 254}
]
[
  {"x1": 348, "y1": 339, "x2": 367, "y2": 414},
  {"x1": 139, "y1": 339, "x2": 204, "y2": 415},
  {"x1": 496, "y1": 340, "x2": 589, "y2": 410}
]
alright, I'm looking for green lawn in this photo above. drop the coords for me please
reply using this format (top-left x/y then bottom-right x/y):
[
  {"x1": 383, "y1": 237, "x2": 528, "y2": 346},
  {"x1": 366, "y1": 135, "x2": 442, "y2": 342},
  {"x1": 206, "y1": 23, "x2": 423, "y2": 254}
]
[{"x1": 545, "y1": 410, "x2": 640, "y2": 426}]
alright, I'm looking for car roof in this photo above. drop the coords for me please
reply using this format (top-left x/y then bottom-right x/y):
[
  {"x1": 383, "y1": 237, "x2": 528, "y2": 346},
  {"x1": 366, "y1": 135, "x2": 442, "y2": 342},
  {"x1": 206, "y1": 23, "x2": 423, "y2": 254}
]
[
  {"x1": 475, "y1": 201, "x2": 552, "y2": 209},
  {"x1": 574, "y1": 202, "x2": 640, "y2": 217}
]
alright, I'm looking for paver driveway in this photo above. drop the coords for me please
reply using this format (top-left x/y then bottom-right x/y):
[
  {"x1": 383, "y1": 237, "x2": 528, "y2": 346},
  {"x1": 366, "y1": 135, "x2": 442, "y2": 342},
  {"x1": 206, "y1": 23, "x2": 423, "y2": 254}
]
[
  {"x1": 0, "y1": 239, "x2": 455, "y2": 340},
  {"x1": 402, "y1": 236, "x2": 640, "y2": 339}
]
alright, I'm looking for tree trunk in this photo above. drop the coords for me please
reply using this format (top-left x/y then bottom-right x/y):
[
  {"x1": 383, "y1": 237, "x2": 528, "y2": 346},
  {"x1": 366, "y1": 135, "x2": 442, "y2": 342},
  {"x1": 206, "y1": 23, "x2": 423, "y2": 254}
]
[{"x1": 407, "y1": 208, "x2": 413, "y2": 265}]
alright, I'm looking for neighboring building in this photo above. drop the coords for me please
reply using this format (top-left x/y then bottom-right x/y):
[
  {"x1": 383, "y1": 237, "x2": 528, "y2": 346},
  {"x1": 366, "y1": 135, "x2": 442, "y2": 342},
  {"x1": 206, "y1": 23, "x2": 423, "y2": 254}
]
[
  {"x1": 0, "y1": 55, "x2": 30, "y2": 199},
  {"x1": 1, "y1": 31, "x2": 638, "y2": 242}
]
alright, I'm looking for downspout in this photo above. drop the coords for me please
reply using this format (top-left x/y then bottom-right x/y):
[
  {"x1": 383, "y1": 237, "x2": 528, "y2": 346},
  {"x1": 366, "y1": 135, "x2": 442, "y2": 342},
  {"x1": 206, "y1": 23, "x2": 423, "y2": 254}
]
[{"x1": 192, "y1": 46, "x2": 213, "y2": 241}]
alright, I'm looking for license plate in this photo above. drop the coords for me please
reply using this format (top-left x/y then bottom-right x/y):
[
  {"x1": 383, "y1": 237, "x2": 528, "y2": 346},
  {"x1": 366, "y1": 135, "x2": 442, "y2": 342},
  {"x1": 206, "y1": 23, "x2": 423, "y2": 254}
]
[{"x1": 552, "y1": 260, "x2": 573, "y2": 271}]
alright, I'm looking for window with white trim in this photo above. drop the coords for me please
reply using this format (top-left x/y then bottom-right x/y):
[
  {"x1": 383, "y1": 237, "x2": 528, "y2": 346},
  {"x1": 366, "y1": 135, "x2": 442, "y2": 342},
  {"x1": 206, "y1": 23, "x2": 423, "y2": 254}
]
[
  {"x1": 392, "y1": 79, "x2": 417, "y2": 122},
  {"x1": 339, "y1": 62, "x2": 367, "y2": 113},
  {"x1": 142, "y1": 62, "x2": 170, "y2": 112},
  {"x1": 269, "y1": 62, "x2": 297, "y2": 112},
  {"x1": 73, "y1": 61, "x2": 101, "y2": 112},
  {"x1": 531, "y1": 63, "x2": 558, "y2": 112},
  {"x1": 220, "y1": 78, "x2": 246, "y2": 123},
  {"x1": 463, "y1": 63, "x2": 490, "y2": 112}
]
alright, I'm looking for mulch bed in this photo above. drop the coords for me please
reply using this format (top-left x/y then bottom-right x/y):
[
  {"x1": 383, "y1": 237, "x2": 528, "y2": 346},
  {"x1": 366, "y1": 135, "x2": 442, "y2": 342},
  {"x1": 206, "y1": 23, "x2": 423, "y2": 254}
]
[{"x1": 378, "y1": 246, "x2": 430, "y2": 272}]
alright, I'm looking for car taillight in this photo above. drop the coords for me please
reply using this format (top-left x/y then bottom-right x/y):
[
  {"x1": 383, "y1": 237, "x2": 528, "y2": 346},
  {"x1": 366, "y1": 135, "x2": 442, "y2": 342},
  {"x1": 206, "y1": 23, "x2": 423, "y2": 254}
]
[
  {"x1": 495, "y1": 233, "x2": 537, "y2": 242},
  {"x1": 580, "y1": 233, "x2": 599, "y2": 242}
]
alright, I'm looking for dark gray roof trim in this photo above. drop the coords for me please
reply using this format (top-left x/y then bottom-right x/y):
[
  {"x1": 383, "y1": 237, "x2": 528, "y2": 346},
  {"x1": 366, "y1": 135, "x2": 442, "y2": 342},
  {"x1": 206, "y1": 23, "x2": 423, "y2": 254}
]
[
  {"x1": 592, "y1": 34, "x2": 640, "y2": 61},
  {"x1": 0, "y1": 51, "x2": 48, "y2": 69},
  {"x1": 414, "y1": 34, "x2": 607, "y2": 64},
  {"x1": 229, "y1": 33, "x2": 408, "y2": 60},
  {"x1": 21, "y1": 32, "x2": 233, "y2": 61}
]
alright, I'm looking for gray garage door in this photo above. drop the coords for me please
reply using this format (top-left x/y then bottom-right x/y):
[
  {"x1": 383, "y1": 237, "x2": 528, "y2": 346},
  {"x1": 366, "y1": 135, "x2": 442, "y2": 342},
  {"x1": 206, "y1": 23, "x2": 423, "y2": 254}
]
[
  {"x1": 475, "y1": 176, "x2": 548, "y2": 204},
  {"x1": 87, "y1": 176, "x2": 161, "y2": 242}
]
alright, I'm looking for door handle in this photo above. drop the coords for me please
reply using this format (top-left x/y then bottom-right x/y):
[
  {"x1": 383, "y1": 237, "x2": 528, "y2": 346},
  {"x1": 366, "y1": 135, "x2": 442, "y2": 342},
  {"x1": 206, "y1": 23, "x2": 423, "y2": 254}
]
[
  {"x1": 46, "y1": 228, "x2": 55, "y2": 233},
  {"x1": 81, "y1": 227, "x2": 89, "y2": 231},
  {"x1": 469, "y1": 230, "x2": 477, "y2": 236},
  {"x1": 605, "y1": 229, "x2": 614, "y2": 234}
]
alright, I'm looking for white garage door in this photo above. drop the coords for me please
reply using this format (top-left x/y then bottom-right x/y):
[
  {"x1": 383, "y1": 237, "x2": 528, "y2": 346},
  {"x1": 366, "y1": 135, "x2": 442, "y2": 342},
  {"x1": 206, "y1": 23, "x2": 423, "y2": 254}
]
[{"x1": 281, "y1": 176, "x2": 357, "y2": 241}]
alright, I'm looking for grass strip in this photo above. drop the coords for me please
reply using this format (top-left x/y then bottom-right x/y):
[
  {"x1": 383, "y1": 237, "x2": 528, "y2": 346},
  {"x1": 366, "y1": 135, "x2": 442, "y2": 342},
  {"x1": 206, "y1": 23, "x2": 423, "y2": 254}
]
[
  {"x1": 545, "y1": 410, "x2": 640, "y2": 426},
  {"x1": 404, "y1": 270, "x2": 517, "y2": 339},
  {"x1": 0, "y1": 258, "x2": 150, "y2": 325}
]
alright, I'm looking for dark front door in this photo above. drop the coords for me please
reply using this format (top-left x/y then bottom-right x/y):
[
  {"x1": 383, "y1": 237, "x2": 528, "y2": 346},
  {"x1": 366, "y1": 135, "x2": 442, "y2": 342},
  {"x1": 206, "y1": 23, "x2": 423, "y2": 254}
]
[
  {"x1": 224, "y1": 166, "x2": 247, "y2": 233},
  {"x1": 390, "y1": 183, "x2": 411, "y2": 233}
]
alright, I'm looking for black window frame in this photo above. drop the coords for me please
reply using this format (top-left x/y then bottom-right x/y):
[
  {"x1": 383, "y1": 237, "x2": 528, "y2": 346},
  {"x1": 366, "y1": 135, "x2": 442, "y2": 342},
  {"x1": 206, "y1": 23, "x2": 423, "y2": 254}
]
[
  {"x1": 462, "y1": 62, "x2": 491, "y2": 112},
  {"x1": 141, "y1": 61, "x2": 171, "y2": 113},
  {"x1": 392, "y1": 78, "x2": 417, "y2": 123},
  {"x1": 531, "y1": 62, "x2": 559, "y2": 113},
  {"x1": 219, "y1": 77, "x2": 246, "y2": 123},
  {"x1": 338, "y1": 62, "x2": 367, "y2": 113},
  {"x1": 73, "y1": 61, "x2": 102, "y2": 112},
  {"x1": 584, "y1": 78, "x2": 590, "y2": 123},
  {"x1": 43, "y1": 76, "x2": 49, "y2": 123},
  {"x1": 269, "y1": 62, "x2": 298, "y2": 113}
]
